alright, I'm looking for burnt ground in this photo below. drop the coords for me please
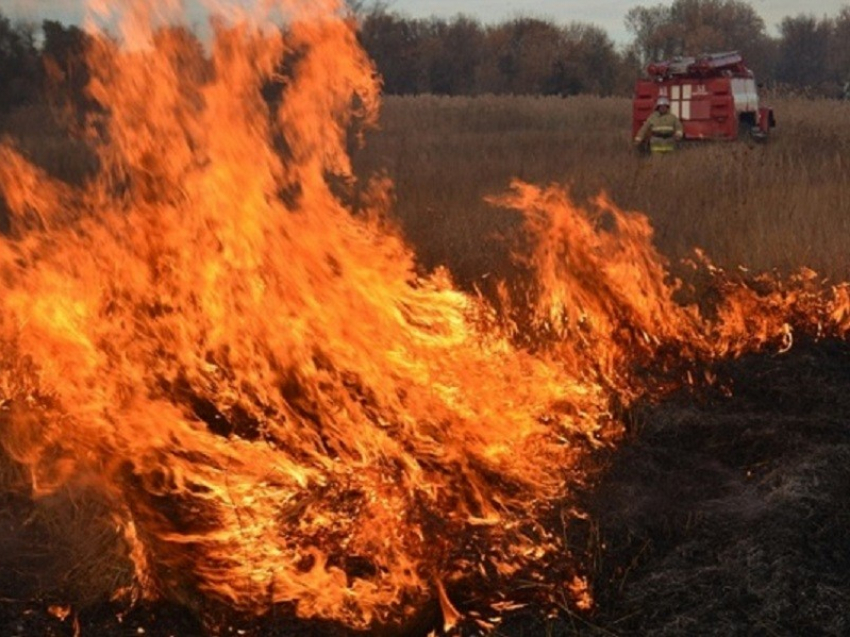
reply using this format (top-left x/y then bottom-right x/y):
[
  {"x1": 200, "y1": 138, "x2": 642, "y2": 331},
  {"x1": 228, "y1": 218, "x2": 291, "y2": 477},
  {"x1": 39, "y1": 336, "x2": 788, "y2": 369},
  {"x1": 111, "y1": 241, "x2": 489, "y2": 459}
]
[
  {"x1": 2, "y1": 340, "x2": 849, "y2": 636},
  {"x1": 501, "y1": 338, "x2": 850, "y2": 637}
]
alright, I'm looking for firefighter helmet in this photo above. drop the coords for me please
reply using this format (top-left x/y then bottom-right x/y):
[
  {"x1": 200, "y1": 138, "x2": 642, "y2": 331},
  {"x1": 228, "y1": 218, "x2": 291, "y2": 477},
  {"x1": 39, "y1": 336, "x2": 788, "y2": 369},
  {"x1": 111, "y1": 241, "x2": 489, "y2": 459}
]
[{"x1": 656, "y1": 96, "x2": 671, "y2": 108}]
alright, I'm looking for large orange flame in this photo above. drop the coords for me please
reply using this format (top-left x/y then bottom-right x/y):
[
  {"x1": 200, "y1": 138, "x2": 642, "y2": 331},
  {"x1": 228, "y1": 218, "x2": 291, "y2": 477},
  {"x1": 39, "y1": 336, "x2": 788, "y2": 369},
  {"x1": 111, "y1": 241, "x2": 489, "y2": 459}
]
[{"x1": 0, "y1": 0, "x2": 847, "y2": 631}]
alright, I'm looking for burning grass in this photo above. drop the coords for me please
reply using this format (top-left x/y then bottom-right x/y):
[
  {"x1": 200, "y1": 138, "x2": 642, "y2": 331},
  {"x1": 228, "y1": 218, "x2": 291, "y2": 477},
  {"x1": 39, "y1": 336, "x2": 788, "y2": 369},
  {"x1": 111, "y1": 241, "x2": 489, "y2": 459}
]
[
  {"x1": 0, "y1": 2, "x2": 849, "y2": 636},
  {"x1": 4, "y1": 343, "x2": 849, "y2": 637}
]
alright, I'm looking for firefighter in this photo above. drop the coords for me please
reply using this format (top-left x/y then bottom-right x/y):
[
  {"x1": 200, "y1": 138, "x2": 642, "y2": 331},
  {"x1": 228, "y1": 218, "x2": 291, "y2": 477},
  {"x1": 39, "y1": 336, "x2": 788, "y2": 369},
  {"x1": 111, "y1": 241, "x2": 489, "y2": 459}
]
[{"x1": 634, "y1": 96, "x2": 683, "y2": 153}]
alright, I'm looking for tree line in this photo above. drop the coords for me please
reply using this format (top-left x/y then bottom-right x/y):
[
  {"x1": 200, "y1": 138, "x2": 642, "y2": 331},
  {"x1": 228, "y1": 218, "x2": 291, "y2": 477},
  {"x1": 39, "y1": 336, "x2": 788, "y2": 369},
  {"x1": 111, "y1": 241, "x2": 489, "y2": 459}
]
[
  {"x1": 357, "y1": 0, "x2": 850, "y2": 97},
  {"x1": 0, "y1": 0, "x2": 849, "y2": 116},
  {"x1": 0, "y1": 16, "x2": 90, "y2": 112}
]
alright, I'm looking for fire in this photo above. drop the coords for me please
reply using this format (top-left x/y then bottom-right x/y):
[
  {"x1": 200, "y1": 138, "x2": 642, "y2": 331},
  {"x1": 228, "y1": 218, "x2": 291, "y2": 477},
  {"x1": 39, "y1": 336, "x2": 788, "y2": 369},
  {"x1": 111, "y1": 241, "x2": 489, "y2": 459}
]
[{"x1": 0, "y1": 0, "x2": 848, "y2": 632}]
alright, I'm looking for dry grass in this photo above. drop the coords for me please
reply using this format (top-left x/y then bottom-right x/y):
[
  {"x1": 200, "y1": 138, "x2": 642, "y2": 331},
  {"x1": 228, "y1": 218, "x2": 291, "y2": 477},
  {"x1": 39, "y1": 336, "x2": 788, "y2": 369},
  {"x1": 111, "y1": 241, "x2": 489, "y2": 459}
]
[
  {"x1": 0, "y1": 93, "x2": 848, "y2": 629},
  {"x1": 4, "y1": 95, "x2": 848, "y2": 282},
  {"x1": 0, "y1": 105, "x2": 95, "y2": 187},
  {"x1": 352, "y1": 94, "x2": 850, "y2": 285},
  {"x1": 0, "y1": 447, "x2": 134, "y2": 609}
]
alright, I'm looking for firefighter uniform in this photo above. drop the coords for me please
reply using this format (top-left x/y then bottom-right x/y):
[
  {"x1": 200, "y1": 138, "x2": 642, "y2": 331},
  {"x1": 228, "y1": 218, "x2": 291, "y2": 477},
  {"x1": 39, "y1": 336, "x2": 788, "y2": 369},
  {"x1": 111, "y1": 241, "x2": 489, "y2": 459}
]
[{"x1": 634, "y1": 110, "x2": 683, "y2": 153}]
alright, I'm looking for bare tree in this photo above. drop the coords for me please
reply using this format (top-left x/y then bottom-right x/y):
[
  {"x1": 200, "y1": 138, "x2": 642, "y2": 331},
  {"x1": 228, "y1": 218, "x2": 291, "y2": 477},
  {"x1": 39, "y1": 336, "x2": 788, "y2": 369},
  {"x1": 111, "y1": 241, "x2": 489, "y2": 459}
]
[
  {"x1": 776, "y1": 14, "x2": 832, "y2": 89},
  {"x1": 358, "y1": 7, "x2": 426, "y2": 94},
  {"x1": 0, "y1": 13, "x2": 41, "y2": 111},
  {"x1": 625, "y1": 4, "x2": 676, "y2": 64},
  {"x1": 625, "y1": 0, "x2": 770, "y2": 72},
  {"x1": 829, "y1": 6, "x2": 850, "y2": 94}
]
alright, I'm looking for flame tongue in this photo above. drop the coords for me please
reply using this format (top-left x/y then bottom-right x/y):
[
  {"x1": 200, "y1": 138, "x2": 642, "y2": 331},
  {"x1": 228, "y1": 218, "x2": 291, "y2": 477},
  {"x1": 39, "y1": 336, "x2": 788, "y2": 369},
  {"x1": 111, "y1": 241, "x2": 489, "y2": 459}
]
[
  {"x1": 0, "y1": 0, "x2": 848, "y2": 631},
  {"x1": 0, "y1": 1, "x2": 601, "y2": 626}
]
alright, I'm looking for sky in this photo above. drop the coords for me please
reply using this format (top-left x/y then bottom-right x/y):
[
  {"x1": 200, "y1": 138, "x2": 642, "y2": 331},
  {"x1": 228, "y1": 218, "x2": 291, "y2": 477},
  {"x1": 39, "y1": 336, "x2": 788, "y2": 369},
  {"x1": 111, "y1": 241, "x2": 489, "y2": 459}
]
[
  {"x1": 388, "y1": 0, "x2": 848, "y2": 42},
  {"x1": 4, "y1": 0, "x2": 849, "y2": 44}
]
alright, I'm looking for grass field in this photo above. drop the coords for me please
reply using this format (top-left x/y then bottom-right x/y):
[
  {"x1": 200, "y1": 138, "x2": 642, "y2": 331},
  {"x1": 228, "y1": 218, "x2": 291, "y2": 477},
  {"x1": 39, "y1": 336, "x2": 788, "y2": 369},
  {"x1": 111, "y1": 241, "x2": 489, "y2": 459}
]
[
  {"x1": 352, "y1": 95, "x2": 850, "y2": 288},
  {"x1": 3, "y1": 95, "x2": 848, "y2": 284}
]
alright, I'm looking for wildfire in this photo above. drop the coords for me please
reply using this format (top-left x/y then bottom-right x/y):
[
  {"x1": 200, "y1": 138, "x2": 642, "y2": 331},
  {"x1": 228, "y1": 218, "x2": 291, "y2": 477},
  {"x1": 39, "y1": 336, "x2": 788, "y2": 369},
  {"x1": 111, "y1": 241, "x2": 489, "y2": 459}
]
[{"x1": 0, "y1": 0, "x2": 847, "y2": 632}]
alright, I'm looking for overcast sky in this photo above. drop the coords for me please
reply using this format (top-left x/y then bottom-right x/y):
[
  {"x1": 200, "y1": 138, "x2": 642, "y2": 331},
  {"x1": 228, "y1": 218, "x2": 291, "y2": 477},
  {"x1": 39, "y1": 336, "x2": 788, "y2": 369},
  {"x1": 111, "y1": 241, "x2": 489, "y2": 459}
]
[
  {"x1": 388, "y1": 0, "x2": 848, "y2": 42},
  {"x1": 4, "y1": 0, "x2": 849, "y2": 44}
]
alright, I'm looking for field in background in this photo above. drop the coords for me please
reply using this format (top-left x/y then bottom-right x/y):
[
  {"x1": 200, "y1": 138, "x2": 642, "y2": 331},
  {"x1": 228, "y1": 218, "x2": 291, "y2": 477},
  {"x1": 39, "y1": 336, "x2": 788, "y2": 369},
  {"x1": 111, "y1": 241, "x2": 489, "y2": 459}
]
[
  {"x1": 353, "y1": 95, "x2": 850, "y2": 289},
  {"x1": 3, "y1": 95, "x2": 848, "y2": 285}
]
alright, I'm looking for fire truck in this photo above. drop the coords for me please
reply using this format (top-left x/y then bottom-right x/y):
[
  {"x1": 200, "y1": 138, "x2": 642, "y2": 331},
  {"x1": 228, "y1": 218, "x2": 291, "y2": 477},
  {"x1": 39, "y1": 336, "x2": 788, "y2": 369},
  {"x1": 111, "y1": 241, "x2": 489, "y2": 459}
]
[{"x1": 632, "y1": 51, "x2": 775, "y2": 143}]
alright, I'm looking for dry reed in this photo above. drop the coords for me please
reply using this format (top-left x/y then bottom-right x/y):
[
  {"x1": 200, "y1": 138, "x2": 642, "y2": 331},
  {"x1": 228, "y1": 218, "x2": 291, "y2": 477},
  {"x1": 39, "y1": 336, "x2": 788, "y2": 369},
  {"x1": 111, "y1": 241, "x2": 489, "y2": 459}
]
[
  {"x1": 4, "y1": 95, "x2": 847, "y2": 282},
  {"x1": 352, "y1": 94, "x2": 850, "y2": 285}
]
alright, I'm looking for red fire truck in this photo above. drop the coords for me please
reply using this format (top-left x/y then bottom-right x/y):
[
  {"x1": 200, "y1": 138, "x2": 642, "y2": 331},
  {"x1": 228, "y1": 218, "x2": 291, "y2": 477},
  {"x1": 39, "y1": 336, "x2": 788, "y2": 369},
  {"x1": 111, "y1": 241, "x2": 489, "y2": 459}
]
[{"x1": 632, "y1": 51, "x2": 775, "y2": 142}]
